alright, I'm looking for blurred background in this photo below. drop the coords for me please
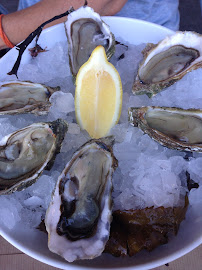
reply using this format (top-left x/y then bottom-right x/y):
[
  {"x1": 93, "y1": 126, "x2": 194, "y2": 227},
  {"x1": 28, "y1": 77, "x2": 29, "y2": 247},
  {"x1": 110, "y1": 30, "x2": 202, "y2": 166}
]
[{"x1": 0, "y1": 0, "x2": 202, "y2": 33}]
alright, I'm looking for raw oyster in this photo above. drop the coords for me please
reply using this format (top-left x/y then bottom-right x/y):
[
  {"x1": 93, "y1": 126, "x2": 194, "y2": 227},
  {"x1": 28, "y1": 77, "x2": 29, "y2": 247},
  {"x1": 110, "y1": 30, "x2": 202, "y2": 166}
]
[
  {"x1": 65, "y1": 5, "x2": 115, "y2": 77},
  {"x1": 105, "y1": 195, "x2": 188, "y2": 257},
  {"x1": 0, "y1": 81, "x2": 59, "y2": 115},
  {"x1": 45, "y1": 137, "x2": 117, "y2": 262},
  {"x1": 129, "y1": 106, "x2": 202, "y2": 152},
  {"x1": 0, "y1": 119, "x2": 68, "y2": 195},
  {"x1": 133, "y1": 32, "x2": 202, "y2": 97}
]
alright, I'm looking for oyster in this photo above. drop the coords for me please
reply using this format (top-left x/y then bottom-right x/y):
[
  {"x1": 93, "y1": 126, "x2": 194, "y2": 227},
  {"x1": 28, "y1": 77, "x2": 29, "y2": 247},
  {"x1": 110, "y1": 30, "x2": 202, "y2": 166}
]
[
  {"x1": 129, "y1": 106, "x2": 202, "y2": 152},
  {"x1": 0, "y1": 81, "x2": 59, "y2": 115},
  {"x1": 65, "y1": 5, "x2": 115, "y2": 77},
  {"x1": 105, "y1": 195, "x2": 188, "y2": 257},
  {"x1": 45, "y1": 137, "x2": 118, "y2": 262},
  {"x1": 0, "y1": 119, "x2": 68, "y2": 195},
  {"x1": 133, "y1": 32, "x2": 202, "y2": 97}
]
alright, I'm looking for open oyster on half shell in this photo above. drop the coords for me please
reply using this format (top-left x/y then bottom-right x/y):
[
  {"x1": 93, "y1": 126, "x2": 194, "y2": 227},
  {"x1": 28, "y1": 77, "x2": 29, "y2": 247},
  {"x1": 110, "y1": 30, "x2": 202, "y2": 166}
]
[
  {"x1": 129, "y1": 106, "x2": 202, "y2": 152},
  {"x1": 0, "y1": 119, "x2": 68, "y2": 195},
  {"x1": 45, "y1": 137, "x2": 118, "y2": 262},
  {"x1": 0, "y1": 81, "x2": 59, "y2": 115},
  {"x1": 65, "y1": 5, "x2": 115, "y2": 77},
  {"x1": 133, "y1": 31, "x2": 202, "y2": 97}
]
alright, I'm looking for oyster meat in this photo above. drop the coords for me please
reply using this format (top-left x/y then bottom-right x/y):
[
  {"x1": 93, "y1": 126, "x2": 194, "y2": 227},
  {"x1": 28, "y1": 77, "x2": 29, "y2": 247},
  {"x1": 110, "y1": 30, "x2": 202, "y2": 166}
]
[
  {"x1": 129, "y1": 106, "x2": 202, "y2": 152},
  {"x1": 133, "y1": 31, "x2": 202, "y2": 97},
  {"x1": 0, "y1": 81, "x2": 59, "y2": 115},
  {"x1": 45, "y1": 137, "x2": 117, "y2": 262},
  {"x1": 65, "y1": 5, "x2": 115, "y2": 77},
  {"x1": 0, "y1": 119, "x2": 68, "y2": 195}
]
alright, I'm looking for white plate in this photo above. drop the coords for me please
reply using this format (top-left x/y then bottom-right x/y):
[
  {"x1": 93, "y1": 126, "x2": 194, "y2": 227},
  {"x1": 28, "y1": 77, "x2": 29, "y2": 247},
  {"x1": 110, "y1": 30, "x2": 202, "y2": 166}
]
[{"x1": 0, "y1": 16, "x2": 202, "y2": 270}]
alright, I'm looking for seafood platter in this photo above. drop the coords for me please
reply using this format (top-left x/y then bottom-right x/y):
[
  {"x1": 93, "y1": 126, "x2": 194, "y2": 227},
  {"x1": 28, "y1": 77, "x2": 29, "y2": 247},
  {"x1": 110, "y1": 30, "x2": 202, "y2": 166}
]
[{"x1": 0, "y1": 4, "x2": 202, "y2": 270}]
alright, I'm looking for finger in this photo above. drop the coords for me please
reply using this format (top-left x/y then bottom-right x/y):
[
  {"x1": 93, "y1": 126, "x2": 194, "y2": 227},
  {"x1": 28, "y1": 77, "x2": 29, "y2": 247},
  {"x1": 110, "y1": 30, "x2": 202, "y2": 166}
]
[{"x1": 99, "y1": 0, "x2": 128, "y2": 16}]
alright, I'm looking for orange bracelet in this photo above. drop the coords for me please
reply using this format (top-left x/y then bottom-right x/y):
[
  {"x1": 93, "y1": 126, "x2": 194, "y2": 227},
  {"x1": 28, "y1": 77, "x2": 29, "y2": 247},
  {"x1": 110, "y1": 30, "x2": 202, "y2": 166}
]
[{"x1": 0, "y1": 14, "x2": 14, "y2": 48}]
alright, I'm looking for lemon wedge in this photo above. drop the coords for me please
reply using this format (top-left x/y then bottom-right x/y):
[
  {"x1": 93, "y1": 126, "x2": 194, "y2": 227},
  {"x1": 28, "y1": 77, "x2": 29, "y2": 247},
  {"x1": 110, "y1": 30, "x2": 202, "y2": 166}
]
[{"x1": 75, "y1": 46, "x2": 122, "y2": 139}]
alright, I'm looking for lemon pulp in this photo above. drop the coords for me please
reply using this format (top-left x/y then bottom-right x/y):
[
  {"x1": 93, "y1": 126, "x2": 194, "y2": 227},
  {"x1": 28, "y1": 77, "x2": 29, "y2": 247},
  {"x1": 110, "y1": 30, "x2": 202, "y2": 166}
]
[{"x1": 75, "y1": 46, "x2": 122, "y2": 139}]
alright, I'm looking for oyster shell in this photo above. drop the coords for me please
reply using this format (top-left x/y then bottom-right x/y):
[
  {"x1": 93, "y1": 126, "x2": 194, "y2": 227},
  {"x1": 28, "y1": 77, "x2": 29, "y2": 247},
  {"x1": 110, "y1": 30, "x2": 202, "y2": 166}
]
[
  {"x1": 0, "y1": 81, "x2": 59, "y2": 115},
  {"x1": 105, "y1": 195, "x2": 188, "y2": 257},
  {"x1": 129, "y1": 106, "x2": 202, "y2": 152},
  {"x1": 133, "y1": 32, "x2": 202, "y2": 97},
  {"x1": 0, "y1": 119, "x2": 68, "y2": 195},
  {"x1": 45, "y1": 137, "x2": 118, "y2": 262},
  {"x1": 65, "y1": 5, "x2": 115, "y2": 77}
]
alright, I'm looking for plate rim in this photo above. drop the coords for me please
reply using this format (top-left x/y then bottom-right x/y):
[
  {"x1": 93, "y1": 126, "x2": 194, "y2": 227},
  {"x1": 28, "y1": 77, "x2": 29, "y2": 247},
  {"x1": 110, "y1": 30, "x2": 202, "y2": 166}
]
[{"x1": 0, "y1": 15, "x2": 201, "y2": 270}]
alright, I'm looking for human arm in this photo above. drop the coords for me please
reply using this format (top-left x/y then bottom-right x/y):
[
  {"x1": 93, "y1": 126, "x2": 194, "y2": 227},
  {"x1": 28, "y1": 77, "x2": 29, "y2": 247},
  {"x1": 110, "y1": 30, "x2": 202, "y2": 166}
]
[{"x1": 0, "y1": 0, "x2": 128, "y2": 49}]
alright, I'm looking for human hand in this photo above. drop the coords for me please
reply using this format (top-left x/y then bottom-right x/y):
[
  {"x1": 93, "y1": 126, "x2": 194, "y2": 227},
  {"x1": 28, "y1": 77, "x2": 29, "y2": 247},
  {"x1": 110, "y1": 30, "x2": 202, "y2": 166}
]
[
  {"x1": 0, "y1": 0, "x2": 128, "y2": 49},
  {"x1": 82, "y1": 0, "x2": 128, "y2": 16}
]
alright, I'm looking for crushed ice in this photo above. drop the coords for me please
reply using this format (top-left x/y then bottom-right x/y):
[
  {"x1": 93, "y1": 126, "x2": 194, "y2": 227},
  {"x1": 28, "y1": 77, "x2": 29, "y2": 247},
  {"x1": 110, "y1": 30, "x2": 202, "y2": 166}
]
[{"x1": 0, "y1": 37, "x2": 202, "y2": 230}]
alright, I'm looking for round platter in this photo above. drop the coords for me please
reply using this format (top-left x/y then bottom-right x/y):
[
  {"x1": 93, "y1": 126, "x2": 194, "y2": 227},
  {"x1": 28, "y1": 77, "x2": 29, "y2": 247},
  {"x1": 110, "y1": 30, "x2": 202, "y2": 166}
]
[{"x1": 0, "y1": 16, "x2": 201, "y2": 270}]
